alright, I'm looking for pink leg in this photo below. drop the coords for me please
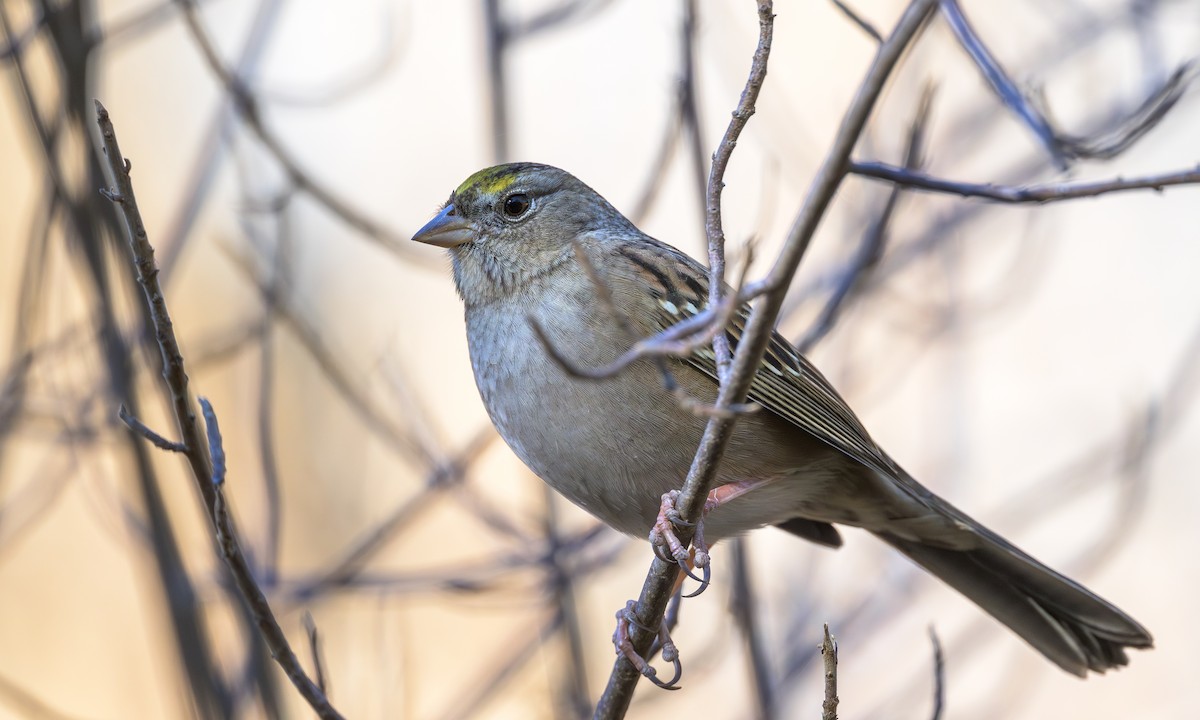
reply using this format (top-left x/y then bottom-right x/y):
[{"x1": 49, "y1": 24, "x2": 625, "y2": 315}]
[
  {"x1": 648, "y1": 479, "x2": 773, "y2": 590},
  {"x1": 612, "y1": 600, "x2": 682, "y2": 690}
]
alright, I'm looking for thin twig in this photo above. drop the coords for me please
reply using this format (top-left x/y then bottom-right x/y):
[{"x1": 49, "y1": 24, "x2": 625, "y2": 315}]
[
  {"x1": 198, "y1": 397, "x2": 340, "y2": 717},
  {"x1": 595, "y1": 2, "x2": 939, "y2": 714},
  {"x1": 528, "y1": 282, "x2": 745, "y2": 381},
  {"x1": 117, "y1": 405, "x2": 186, "y2": 453},
  {"x1": 704, "y1": 0, "x2": 775, "y2": 378},
  {"x1": 509, "y1": 0, "x2": 618, "y2": 39},
  {"x1": 822, "y1": 624, "x2": 839, "y2": 720}
]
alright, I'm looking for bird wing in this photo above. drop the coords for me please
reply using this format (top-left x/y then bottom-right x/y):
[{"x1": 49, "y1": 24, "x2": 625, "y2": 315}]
[{"x1": 612, "y1": 238, "x2": 897, "y2": 479}]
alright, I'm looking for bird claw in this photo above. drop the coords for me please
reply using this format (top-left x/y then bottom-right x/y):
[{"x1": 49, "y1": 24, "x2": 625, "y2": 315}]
[
  {"x1": 613, "y1": 601, "x2": 683, "y2": 690},
  {"x1": 648, "y1": 490, "x2": 713, "y2": 597}
]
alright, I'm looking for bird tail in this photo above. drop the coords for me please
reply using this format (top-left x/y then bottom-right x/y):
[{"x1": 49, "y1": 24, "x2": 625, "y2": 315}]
[{"x1": 874, "y1": 522, "x2": 1153, "y2": 676}]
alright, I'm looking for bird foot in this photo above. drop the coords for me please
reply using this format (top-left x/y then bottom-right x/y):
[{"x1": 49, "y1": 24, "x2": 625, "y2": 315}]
[
  {"x1": 612, "y1": 600, "x2": 682, "y2": 690},
  {"x1": 649, "y1": 490, "x2": 713, "y2": 597}
]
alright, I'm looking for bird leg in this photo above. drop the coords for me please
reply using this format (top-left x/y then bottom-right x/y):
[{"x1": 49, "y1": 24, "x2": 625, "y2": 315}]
[
  {"x1": 650, "y1": 491, "x2": 712, "y2": 595},
  {"x1": 612, "y1": 600, "x2": 682, "y2": 690}
]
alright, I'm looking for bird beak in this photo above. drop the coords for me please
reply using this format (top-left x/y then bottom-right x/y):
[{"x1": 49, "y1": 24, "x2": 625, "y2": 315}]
[{"x1": 412, "y1": 204, "x2": 473, "y2": 248}]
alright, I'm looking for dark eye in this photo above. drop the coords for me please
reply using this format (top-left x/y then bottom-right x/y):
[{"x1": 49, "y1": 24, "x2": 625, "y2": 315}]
[{"x1": 502, "y1": 193, "x2": 531, "y2": 219}]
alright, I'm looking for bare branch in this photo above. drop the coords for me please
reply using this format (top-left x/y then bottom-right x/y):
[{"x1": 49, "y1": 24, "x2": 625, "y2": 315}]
[
  {"x1": 849, "y1": 161, "x2": 1200, "y2": 202},
  {"x1": 705, "y1": 0, "x2": 776, "y2": 378},
  {"x1": 96, "y1": 101, "x2": 344, "y2": 720},
  {"x1": 596, "y1": 2, "x2": 939, "y2": 714}
]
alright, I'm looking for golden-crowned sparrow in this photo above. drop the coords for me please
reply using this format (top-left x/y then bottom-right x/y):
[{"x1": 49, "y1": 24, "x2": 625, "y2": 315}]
[{"x1": 413, "y1": 162, "x2": 1152, "y2": 676}]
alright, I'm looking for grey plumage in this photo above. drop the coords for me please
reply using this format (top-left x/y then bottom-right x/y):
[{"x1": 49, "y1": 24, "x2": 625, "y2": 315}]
[{"x1": 414, "y1": 162, "x2": 1153, "y2": 676}]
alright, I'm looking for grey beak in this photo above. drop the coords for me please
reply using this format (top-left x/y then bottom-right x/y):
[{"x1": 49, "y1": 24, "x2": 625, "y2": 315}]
[{"x1": 412, "y1": 204, "x2": 473, "y2": 248}]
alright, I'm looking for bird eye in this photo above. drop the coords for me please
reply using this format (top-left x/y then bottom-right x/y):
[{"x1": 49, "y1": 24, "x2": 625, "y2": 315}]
[{"x1": 501, "y1": 193, "x2": 531, "y2": 219}]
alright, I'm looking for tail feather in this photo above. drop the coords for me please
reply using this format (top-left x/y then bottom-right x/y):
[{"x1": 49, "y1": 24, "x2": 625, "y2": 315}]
[{"x1": 877, "y1": 528, "x2": 1153, "y2": 676}]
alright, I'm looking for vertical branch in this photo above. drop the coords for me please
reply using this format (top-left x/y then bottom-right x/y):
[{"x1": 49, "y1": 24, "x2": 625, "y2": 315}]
[
  {"x1": 595, "y1": 1, "x2": 937, "y2": 716},
  {"x1": 593, "y1": 3, "x2": 776, "y2": 716},
  {"x1": 543, "y1": 487, "x2": 593, "y2": 717},
  {"x1": 483, "y1": 0, "x2": 509, "y2": 162},
  {"x1": 929, "y1": 627, "x2": 945, "y2": 720},
  {"x1": 679, "y1": 0, "x2": 708, "y2": 220},
  {"x1": 821, "y1": 625, "x2": 839, "y2": 720},
  {"x1": 96, "y1": 101, "x2": 345, "y2": 720},
  {"x1": 729, "y1": 537, "x2": 776, "y2": 719}
]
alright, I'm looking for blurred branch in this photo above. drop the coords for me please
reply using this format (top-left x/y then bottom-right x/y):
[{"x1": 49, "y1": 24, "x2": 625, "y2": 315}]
[
  {"x1": 0, "y1": 5, "x2": 44, "y2": 60},
  {"x1": 799, "y1": 85, "x2": 934, "y2": 352},
  {"x1": 929, "y1": 628, "x2": 944, "y2": 720},
  {"x1": 680, "y1": 0, "x2": 708, "y2": 221},
  {"x1": 543, "y1": 487, "x2": 593, "y2": 718},
  {"x1": 174, "y1": 0, "x2": 438, "y2": 268},
  {"x1": 828, "y1": 0, "x2": 882, "y2": 43},
  {"x1": 482, "y1": 0, "x2": 509, "y2": 162},
  {"x1": 258, "y1": 1, "x2": 402, "y2": 107},
  {"x1": 2, "y1": 3, "x2": 238, "y2": 713},
  {"x1": 849, "y1": 162, "x2": 1200, "y2": 202},
  {"x1": 96, "y1": 101, "x2": 344, "y2": 720},
  {"x1": 0, "y1": 669, "x2": 83, "y2": 720},
  {"x1": 629, "y1": 92, "x2": 685, "y2": 223},
  {"x1": 223, "y1": 246, "x2": 433, "y2": 465},
  {"x1": 729, "y1": 538, "x2": 776, "y2": 719},
  {"x1": 483, "y1": 0, "x2": 621, "y2": 161},
  {"x1": 437, "y1": 614, "x2": 562, "y2": 720},
  {"x1": 508, "y1": 0, "x2": 618, "y2": 39},
  {"x1": 155, "y1": 0, "x2": 287, "y2": 283},
  {"x1": 282, "y1": 428, "x2": 493, "y2": 606},
  {"x1": 939, "y1": 0, "x2": 1197, "y2": 168}
]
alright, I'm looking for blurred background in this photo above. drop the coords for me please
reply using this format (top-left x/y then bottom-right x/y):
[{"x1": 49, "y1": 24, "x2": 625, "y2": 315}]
[{"x1": 1, "y1": 0, "x2": 1199, "y2": 717}]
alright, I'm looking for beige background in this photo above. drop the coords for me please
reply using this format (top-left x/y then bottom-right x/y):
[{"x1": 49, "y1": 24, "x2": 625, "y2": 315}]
[{"x1": 1, "y1": 0, "x2": 1198, "y2": 717}]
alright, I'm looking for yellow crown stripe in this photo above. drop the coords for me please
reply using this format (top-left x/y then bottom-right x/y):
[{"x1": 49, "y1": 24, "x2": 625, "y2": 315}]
[{"x1": 456, "y1": 166, "x2": 517, "y2": 197}]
